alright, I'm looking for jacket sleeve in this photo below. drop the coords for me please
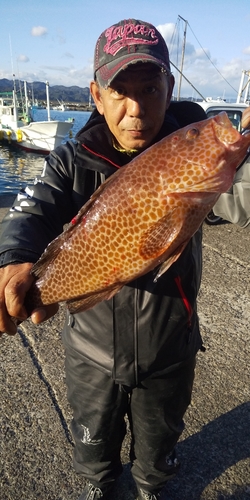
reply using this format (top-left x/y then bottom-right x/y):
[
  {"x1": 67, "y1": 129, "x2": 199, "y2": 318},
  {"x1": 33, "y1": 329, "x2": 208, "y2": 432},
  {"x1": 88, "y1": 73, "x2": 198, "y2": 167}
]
[
  {"x1": 213, "y1": 154, "x2": 250, "y2": 228},
  {"x1": 0, "y1": 140, "x2": 81, "y2": 267}
]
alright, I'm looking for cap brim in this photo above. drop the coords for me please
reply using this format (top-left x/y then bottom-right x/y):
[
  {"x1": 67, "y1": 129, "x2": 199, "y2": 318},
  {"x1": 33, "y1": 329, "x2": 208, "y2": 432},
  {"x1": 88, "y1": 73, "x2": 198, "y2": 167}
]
[{"x1": 95, "y1": 53, "x2": 170, "y2": 87}]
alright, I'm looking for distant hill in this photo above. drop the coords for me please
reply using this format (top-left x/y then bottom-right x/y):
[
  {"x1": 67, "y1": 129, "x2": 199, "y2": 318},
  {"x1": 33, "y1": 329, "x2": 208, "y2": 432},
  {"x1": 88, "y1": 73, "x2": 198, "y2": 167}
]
[{"x1": 0, "y1": 79, "x2": 90, "y2": 104}]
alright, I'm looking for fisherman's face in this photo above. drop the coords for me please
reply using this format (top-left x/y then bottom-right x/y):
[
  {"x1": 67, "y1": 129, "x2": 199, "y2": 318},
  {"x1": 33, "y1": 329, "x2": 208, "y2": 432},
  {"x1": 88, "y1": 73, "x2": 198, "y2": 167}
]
[{"x1": 91, "y1": 63, "x2": 174, "y2": 151}]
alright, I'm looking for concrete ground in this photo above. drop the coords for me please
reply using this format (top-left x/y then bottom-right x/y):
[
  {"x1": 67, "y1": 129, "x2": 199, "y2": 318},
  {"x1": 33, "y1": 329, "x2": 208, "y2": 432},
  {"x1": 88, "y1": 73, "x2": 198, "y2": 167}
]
[{"x1": 0, "y1": 193, "x2": 249, "y2": 500}]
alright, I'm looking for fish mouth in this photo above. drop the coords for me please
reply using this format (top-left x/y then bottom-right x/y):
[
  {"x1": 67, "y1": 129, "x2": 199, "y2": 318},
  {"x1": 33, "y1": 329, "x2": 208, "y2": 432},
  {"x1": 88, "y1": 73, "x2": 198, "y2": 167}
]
[
  {"x1": 214, "y1": 112, "x2": 250, "y2": 141},
  {"x1": 213, "y1": 112, "x2": 232, "y2": 127},
  {"x1": 212, "y1": 112, "x2": 244, "y2": 146}
]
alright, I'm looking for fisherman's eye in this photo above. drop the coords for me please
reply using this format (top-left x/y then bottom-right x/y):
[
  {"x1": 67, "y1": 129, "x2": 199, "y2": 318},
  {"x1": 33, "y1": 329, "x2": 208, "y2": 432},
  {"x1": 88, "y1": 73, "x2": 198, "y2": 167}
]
[
  {"x1": 145, "y1": 86, "x2": 156, "y2": 94},
  {"x1": 112, "y1": 87, "x2": 126, "y2": 97},
  {"x1": 186, "y1": 128, "x2": 199, "y2": 140}
]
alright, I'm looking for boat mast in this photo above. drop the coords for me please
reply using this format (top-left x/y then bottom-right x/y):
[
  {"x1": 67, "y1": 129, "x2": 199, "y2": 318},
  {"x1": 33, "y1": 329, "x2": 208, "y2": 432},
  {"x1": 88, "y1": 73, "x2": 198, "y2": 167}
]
[
  {"x1": 177, "y1": 15, "x2": 188, "y2": 101},
  {"x1": 236, "y1": 70, "x2": 250, "y2": 103},
  {"x1": 46, "y1": 81, "x2": 51, "y2": 121},
  {"x1": 9, "y1": 34, "x2": 18, "y2": 122},
  {"x1": 244, "y1": 78, "x2": 250, "y2": 103},
  {"x1": 12, "y1": 89, "x2": 18, "y2": 123},
  {"x1": 170, "y1": 60, "x2": 206, "y2": 101},
  {"x1": 24, "y1": 81, "x2": 29, "y2": 118},
  {"x1": 31, "y1": 83, "x2": 35, "y2": 106}
]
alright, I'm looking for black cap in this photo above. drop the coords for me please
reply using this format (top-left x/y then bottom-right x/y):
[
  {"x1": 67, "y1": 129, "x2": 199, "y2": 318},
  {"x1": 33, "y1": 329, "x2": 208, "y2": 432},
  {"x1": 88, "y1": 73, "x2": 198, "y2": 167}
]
[{"x1": 94, "y1": 19, "x2": 171, "y2": 87}]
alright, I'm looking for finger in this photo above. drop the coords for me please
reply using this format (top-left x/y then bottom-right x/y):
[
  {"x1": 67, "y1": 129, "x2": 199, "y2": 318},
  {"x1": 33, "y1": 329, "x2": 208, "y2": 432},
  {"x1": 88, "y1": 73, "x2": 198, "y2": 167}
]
[
  {"x1": 30, "y1": 303, "x2": 59, "y2": 324},
  {"x1": 0, "y1": 320, "x2": 18, "y2": 335},
  {"x1": 0, "y1": 298, "x2": 18, "y2": 335},
  {"x1": 0, "y1": 263, "x2": 34, "y2": 334},
  {"x1": 5, "y1": 273, "x2": 34, "y2": 320},
  {"x1": 241, "y1": 107, "x2": 250, "y2": 129}
]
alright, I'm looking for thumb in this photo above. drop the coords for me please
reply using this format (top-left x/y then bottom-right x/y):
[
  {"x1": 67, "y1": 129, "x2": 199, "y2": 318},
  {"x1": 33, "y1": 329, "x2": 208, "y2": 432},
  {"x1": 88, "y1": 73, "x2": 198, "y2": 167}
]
[{"x1": 30, "y1": 303, "x2": 59, "y2": 324}]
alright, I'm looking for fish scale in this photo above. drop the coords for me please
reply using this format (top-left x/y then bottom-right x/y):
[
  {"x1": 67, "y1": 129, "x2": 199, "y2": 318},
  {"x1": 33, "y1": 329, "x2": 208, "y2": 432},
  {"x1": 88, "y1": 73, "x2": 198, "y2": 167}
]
[{"x1": 25, "y1": 112, "x2": 250, "y2": 315}]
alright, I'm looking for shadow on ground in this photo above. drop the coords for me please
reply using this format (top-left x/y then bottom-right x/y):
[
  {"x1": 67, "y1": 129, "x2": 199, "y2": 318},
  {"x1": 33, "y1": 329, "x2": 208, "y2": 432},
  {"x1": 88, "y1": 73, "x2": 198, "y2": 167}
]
[{"x1": 114, "y1": 403, "x2": 250, "y2": 500}]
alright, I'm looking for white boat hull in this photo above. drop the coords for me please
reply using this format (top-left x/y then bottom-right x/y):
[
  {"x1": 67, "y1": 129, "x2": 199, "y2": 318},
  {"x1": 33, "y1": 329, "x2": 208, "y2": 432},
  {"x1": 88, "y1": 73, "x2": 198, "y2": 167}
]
[{"x1": 0, "y1": 120, "x2": 73, "y2": 154}]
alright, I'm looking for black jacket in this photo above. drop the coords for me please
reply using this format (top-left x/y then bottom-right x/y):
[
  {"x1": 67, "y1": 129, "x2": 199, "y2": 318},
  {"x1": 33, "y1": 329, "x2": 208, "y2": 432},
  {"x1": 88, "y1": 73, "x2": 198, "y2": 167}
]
[{"x1": 0, "y1": 101, "x2": 206, "y2": 387}]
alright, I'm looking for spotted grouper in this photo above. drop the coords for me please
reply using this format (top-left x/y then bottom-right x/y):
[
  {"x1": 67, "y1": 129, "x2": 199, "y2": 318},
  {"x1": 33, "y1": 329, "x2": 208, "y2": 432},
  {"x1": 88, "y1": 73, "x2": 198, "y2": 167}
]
[{"x1": 26, "y1": 111, "x2": 250, "y2": 314}]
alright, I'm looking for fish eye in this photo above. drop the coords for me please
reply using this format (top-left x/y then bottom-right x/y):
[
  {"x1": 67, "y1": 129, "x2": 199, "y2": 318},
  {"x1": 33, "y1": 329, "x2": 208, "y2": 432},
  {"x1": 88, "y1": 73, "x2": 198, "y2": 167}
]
[{"x1": 186, "y1": 128, "x2": 199, "y2": 140}]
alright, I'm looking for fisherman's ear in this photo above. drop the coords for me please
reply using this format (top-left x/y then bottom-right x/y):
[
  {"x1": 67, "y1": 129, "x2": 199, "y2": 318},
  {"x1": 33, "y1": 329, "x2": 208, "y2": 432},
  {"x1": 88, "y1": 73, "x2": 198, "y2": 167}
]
[
  {"x1": 90, "y1": 80, "x2": 104, "y2": 115},
  {"x1": 166, "y1": 74, "x2": 175, "y2": 109}
]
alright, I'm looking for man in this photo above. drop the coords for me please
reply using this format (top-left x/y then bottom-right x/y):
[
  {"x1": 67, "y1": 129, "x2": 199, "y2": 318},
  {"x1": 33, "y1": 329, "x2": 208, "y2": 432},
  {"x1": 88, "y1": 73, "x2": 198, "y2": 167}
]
[{"x1": 0, "y1": 19, "x2": 207, "y2": 500}]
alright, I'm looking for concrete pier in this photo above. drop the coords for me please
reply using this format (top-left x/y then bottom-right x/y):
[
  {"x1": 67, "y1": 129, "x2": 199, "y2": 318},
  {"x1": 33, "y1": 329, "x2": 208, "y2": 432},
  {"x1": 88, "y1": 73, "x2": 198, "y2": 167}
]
[{"x1": 0, "y1": 194, "x2": 249, "y2": 499}]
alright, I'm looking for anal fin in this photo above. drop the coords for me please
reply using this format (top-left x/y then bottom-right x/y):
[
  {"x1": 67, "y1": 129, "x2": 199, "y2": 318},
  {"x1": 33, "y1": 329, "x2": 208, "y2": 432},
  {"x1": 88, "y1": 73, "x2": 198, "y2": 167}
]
[
  {"x1": 154, "y1": 240, "x2": 189, "y2": 281},
  {"x1": 66, "y1": 284, "x2": 123, "y2": 313}
]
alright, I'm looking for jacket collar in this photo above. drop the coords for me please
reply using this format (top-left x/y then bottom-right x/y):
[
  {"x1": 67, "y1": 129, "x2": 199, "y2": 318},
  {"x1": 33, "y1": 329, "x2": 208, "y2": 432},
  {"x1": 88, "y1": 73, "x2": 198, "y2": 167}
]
[{"x1": 74, "y1": 107, "x2": 180, "y2": 175}]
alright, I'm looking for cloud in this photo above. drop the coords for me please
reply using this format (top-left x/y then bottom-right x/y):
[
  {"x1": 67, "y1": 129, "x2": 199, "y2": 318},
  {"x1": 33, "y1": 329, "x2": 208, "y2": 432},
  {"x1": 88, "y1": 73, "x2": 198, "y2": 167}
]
[
  {"x1": 63, "y1": 52, "x2": 74, "y2": 59},
  {"x1": 41, "y1": 65, "x2": 72, "y2": 72},
  {"x1": 56, "y1": 29, "x2": 66, "y2": 45},
  {"x1": 175, "y1": 54, "x2": 250, "y2": 100},
  {"x1": 31, "y1": 26, "x2": 48, "y2": 37},
  {"x1": 17, "y1": 54, "x2": 29, "y2": 63},
  {"x1": 157, "y1": 23, "x2": 176, "y2": 44},
  {"x1": 156, "y1": 22, "x2": 250, "y2": 100}
]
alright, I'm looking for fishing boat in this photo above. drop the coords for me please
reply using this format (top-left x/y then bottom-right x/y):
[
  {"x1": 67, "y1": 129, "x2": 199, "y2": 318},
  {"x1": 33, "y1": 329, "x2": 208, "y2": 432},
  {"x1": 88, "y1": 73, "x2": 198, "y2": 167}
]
[
  {"x1": 52, "y1": 99, "x2": 68, "y2": 112},
  {"x1": 197, "y1": 98, "x2": 248, "y2": 131},
  {"x1": 0, "y1": 82, "x2": 73, "y2": 154}
]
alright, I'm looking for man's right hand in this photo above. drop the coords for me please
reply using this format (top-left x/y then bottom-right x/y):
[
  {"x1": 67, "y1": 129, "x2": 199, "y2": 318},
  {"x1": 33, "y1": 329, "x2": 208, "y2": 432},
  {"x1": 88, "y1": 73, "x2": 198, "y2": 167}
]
[{"x1": 0, "y1": 263, "x2": 58, "y2": 336}]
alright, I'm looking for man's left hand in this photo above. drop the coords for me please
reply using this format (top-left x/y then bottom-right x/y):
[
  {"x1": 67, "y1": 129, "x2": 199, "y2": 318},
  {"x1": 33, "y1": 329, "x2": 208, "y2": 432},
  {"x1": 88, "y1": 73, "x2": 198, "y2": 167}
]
[{"x1": 241, "y1": 107, "x2": 250, "y2": 129}]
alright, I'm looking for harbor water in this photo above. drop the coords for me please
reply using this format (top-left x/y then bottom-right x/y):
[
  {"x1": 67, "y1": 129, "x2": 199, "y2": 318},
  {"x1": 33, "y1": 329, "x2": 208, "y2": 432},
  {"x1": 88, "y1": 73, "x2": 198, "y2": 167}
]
[{"x1": 0, "y1": 109, "x2": 91, "y2": 195}]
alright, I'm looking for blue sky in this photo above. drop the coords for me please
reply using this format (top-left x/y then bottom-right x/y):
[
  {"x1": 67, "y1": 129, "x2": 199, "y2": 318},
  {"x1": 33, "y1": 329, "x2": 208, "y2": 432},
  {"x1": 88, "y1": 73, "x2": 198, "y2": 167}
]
[{"x1": 1, "y1": 0, "x2": 250, "y2": 101}]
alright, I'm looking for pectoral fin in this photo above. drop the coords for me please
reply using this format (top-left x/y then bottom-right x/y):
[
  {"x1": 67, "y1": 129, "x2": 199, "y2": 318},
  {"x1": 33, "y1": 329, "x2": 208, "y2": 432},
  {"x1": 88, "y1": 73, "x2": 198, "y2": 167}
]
[{"x1": 139, "y1": 210, "x2": 182, "y2": 260}]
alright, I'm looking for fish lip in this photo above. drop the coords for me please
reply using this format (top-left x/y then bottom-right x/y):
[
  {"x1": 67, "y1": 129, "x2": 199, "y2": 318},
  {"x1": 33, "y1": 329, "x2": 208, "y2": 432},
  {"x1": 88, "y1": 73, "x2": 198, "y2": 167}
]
[
  {"x1": 213, "y1": 113, "x2": 250, "y2": 146},
  {"x1": 211, "y1": 114, "x2": 243, "y2": 147},
  {"x1": 213, "y1": 112, "x2": 232, "y2": 127}
]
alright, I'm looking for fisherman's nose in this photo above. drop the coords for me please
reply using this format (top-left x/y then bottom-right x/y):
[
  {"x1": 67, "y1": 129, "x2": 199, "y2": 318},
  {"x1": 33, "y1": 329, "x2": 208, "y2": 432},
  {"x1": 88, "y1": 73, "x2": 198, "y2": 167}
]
[{"x1": 126, "y1": 97, "x2": 145, "y2": 117}]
